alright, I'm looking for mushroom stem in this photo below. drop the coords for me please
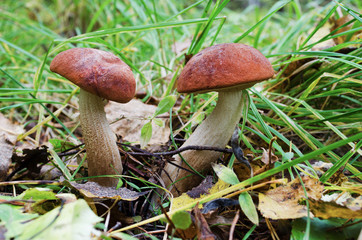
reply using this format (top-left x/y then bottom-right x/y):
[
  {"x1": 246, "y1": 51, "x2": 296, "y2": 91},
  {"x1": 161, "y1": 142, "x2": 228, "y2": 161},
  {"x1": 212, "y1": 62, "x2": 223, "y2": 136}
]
[
  {"x1": 78, "y1": 89, "x2": 123, "y2": 186},
  {"x1": 163, "y1": 90, "x2": 244, "y2": 194}
]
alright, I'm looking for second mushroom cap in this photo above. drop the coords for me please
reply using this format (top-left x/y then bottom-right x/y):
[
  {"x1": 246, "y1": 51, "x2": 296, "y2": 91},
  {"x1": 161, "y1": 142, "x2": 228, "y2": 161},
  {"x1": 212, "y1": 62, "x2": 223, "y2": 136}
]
[{"x1": 177, "y1": 43, "x2": 274, "y2": 93}]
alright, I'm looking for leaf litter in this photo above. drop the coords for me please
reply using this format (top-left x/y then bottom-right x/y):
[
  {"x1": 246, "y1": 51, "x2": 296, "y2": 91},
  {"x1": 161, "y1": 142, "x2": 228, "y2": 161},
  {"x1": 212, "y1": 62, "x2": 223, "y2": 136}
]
[
  {"x1": 1, "y1": 5, "x2": 362, "y2": 239},
  {"x1": 1, "y1": 103, "x2": 361, "y2": 239},
  {"x1": 105, "y1": 99, "x2": 170, "y2": 148},
  {"x1": 0, "y1": 113, "x2": 24, "y2": 181}
]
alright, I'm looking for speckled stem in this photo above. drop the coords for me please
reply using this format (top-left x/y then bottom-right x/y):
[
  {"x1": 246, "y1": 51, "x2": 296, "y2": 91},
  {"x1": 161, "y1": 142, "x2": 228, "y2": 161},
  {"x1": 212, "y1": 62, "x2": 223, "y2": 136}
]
[
  {"x1": 78, "y1": 89, "x2": 122, "y2": 186},
  {"x1": 162, "y1": 90, "x2": 244, "y2": 194}
]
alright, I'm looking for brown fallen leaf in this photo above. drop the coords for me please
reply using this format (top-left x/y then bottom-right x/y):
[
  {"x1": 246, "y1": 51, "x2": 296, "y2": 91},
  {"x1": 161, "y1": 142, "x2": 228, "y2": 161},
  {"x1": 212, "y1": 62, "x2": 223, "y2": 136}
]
[
  {"x1": 261, "y1": 148, "x2": 278, "y2": 165},
  {"x1": 64, "y1": 180, "x2": 149, "y2": 201},
  {"x1": 258, "y1": 176, "x2": 323, "y2": 219},
  {"x1": 186, "y1": 176, "x2": 214, "y2": 198},
  {"x1": 193, "y1": 203, "x2": 216, "y2": 240},
  {"x1": 331, "y1": 14, "x2": 362, "y2": 46},
  {"x1": 105, "y1": 99, "x2": 170, "y2": 147},
  {"x1": 204, "y1": 209, "x2": 240, "y2": 240},
  {"x1": 0, "y1": 113, "x2": 24, "y2": 180}
]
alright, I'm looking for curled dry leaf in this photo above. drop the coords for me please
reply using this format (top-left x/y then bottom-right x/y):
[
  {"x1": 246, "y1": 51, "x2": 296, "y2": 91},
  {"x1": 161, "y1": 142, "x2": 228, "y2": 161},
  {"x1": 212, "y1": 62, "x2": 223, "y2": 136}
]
[
  {"x1": 193, "y1": 204, "x2": 216, "y2": 240},
  {"x1": 0, "y1": 113, "x2": 24, "y2": 180},
  {"x1": 258, "y1": 176, "x2": 323, "y2": 219},
  {"x1": 105, "y1": 99, "x2": 170, "y2": 147},
  {"x1": 261, "y1": 148, "x2": 278, "y2": 165}
]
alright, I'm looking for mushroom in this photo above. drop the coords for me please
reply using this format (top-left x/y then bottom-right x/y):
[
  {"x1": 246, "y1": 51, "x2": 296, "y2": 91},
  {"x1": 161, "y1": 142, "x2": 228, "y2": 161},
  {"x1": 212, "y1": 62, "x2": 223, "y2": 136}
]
[
  {"x1": 162, "y1": 43, "x2": 274, "y2": 194},
  {"x1": 50, "y1": 48, "x2": 136, "y2": 187}
]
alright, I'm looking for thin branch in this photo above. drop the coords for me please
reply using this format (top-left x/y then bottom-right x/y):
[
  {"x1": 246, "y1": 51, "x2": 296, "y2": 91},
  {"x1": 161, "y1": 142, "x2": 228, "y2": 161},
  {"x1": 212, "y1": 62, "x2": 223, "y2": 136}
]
[{"x1": 125, "y1": 145, "x2": 233, "y2": 156}]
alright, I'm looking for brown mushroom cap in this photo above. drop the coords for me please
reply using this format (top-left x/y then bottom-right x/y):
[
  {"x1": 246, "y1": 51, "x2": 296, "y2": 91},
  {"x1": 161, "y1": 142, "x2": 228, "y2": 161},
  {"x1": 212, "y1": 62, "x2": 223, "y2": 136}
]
[
  {"x1": 177, "y1": 43, "x2": 274, "y2": 93},
  {"x1": 50, "y1": 48, "x2": 136, "y2": 103}
]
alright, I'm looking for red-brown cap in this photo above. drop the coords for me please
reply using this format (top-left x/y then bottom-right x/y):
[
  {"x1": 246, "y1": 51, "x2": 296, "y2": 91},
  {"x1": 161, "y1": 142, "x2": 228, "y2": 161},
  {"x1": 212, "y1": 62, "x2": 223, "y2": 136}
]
[
  {"x1": 50, "y1": 48, "x2": 136, "y2": 103},
  {"x1": 177, "y1": 43, "x2": 274, "y2": 93}
]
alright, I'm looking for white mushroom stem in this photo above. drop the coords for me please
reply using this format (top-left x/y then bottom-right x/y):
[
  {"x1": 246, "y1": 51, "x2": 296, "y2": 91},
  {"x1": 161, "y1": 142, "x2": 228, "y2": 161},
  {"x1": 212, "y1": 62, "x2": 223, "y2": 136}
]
[
  {"x1": 162, "y1": 90, "x2": 245, "y2": 194},
  {"x1": 78, "y1": 89, "x2": 123, "y2": 186}
]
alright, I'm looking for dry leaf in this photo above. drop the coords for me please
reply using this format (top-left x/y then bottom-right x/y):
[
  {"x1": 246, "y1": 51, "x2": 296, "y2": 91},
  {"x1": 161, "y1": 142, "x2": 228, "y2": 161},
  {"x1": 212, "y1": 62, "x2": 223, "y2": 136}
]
[
  {"x1": 309, "y1": 198, "x2": 362, "y2": 219},
  {"x1": 309, "y1": 21, "x2": 336, "y2": 51},
  {"x1": 0, "y1": 114, "x2": 24, "y2": 180},
  {"x1": 331, "y1": 15, "x2": 362, "y2": 46},
  {"x1": 259, "y1": 193, "x2": 312, "y2": 219},
  {"x1": 105, "y1": 99, "x2": 170, "y2": 146},
  {"x1": 193, "y1": 204, "x2": 216, "y2": 240},
  {"x1": 65, "y1": 181, "x2": 149, "y2": 200},
  {"x1": 172, "y1": 39, "x2": 191, "y2": 55},
  {"x1": 258, "y1": 177, "x2": 323, "y2": 219},
  {"x1": 321, "y1": 192, "x2": 362, "y2": 211},
  {"x1": 261, "y1": 148, "x2": 278, "y2": 165},
  {"x1": 204, "y1": 209, "x2": 240, "y2": 240},
  {"x1": 172, "y1": 178, "x2": 230, "y2": 211},
  {"x1": 186, "y1": 176, "x2": 214, "y2": 198}
]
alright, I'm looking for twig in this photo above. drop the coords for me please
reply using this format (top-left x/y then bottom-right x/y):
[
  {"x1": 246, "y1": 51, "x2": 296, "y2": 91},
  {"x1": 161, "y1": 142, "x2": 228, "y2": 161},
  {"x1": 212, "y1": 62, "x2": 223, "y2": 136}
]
[
  {"x1": 58, "y1": 143, "x2": 232, "y2": 157},
  {"x1": 126, "y1": 145, "x2": 233, "y2": 156},
  {"x1": 229, "y1": 210, "x2": 240, "y2": 240}
]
